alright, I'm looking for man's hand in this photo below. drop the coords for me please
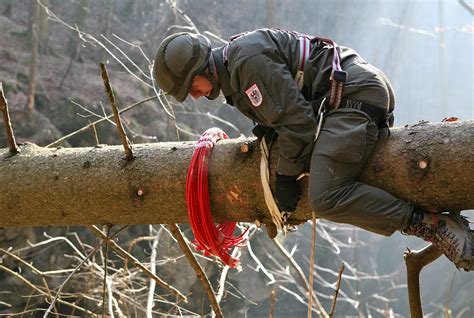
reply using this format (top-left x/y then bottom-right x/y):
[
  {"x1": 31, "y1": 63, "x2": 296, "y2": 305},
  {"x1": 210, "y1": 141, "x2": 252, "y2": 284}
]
[{"x1": 275, "y1": 173, "x2": 302, "y2": 212}]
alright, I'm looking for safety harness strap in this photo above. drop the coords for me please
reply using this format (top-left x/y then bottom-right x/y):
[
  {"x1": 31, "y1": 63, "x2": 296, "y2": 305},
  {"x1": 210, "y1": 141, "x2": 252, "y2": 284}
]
[
  {"x1": 312, "y1": 37, "x2": 347, "y2": 110},
  {"x1": 292, "y1": 35, "x2": 347, "y2": 109},
  {"x1": 295, "y1": 36, "x2": 311, "y2": 90}
]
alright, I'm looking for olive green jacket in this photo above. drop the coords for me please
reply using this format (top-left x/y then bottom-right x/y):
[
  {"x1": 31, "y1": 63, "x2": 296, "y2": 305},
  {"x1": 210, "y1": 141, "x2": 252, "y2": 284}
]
[{"x1": 213, "y1": 28, "x2": 387, "y2": 176}]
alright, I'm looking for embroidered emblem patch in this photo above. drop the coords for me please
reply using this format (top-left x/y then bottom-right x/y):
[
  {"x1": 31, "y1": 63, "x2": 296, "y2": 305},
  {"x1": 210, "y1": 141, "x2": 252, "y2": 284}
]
[{"x1": 245, "y1": 83, "x2": 263, "y2": 107}]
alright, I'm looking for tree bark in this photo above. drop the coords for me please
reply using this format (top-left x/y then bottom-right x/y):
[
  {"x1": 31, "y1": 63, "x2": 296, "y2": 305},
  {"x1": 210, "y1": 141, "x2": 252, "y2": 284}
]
[{"x1": 0, "y1": 121, "x2": 473, "y2": 227}]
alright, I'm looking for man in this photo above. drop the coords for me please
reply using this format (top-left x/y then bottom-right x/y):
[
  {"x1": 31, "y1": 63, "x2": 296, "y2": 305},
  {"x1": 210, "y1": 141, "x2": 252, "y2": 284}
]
[{"x1": 153, "y1": 28, "x2": 473, "y2": 271}]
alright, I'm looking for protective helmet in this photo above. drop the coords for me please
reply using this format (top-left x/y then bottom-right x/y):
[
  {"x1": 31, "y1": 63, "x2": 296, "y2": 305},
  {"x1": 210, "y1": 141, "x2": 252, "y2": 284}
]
[{"x1": 153, "y1": 32, "x2": 211, "y2": 102}]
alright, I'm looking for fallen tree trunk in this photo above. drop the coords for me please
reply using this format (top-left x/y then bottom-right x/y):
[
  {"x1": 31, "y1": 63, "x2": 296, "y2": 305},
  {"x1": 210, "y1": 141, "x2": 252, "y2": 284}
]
[{"x1": 0, "y1": 121, "x2": 473, "y2": 227}]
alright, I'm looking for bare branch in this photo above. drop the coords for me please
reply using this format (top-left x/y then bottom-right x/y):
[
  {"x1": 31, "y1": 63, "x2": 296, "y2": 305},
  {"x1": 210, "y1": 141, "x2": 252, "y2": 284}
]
[
  {"x1": 328, "y1": 263, "x2": 345, "y2": 318},
  {"x1": 167, "y1": 223, "x2": 222, "y2": 317},
  {"x1": 36, "y1": 2, "x2": 153, "y2": 88},
  {"x1": 166, "y1": 0, "x2": 199, "y2": 33},
  {"x1": 149, "y1": 70, "x2": 175, "y2": 120},
  {"x1": 102, "y1": 225, "x2": 111, "y2": 317},
  {"x1": 102, "y1": 34, "x2": 151, "y2": 80},
  {"x1": 0, "y1": 248, "x2": 59, "y2": 317},
  {"x1": 459, "y1": 0, "x2": 474, "y2": 15},
  {"x1": 175, "y1": 111, "x2": 242, "y2": 135},
  {"x1": 125, "y1": 235, "x2": 156, "y2": 270},
  {"x1": 87, "y1": 225, "x2": 187, "y2": 302},
  {"x1": 0, "y1": 265, "x2": 98, "y2": 317},
  {"x1": 247, "y1": 238, "x2": 275, "y2": 283},
  {"x1": 112, "y1": 33, "x2": 151, "y2": 65},
  {"x1": 203, "y1": 31, "x2": 227, "y2": 44},
  {"x1": 404, "y1": 244, "x2": 443, "y2": 318},
  {"x1": 46, "y1": 96, "x2": 156, "y2": 148},
  {"x1": 307, "y1": 214, "x2": 317, "y2": 317},
  {"x1": 269, "y1": 288, "x2": 276, "y2": 318},
  {"x1": 146, "y1": 226, "x2": 162, "y2": 318},
  {"x1": 70, "y1": 100, "x2": 105, "y2": 120},
  {"x1": 43, "y1": 225, "x2": 129, "y2": 317},
  {"x1": 217, "y1": 225, "x2": 257, "y2": 305},
  {"x1": 273, "y1": 238, "x2": 327, "y2": 316}
]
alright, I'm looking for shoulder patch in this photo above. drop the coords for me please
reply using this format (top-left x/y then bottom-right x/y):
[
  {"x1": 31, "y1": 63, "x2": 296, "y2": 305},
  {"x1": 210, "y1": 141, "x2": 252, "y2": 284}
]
[{"x1": 245, "y1": 83, "x2": 263, "y2": 107}]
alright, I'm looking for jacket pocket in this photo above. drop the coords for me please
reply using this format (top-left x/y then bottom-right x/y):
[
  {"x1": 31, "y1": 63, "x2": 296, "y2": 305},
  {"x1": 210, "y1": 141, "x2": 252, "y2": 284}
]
[{"x1": 313, "y1": 110, "x2": 369, "y2": 164}]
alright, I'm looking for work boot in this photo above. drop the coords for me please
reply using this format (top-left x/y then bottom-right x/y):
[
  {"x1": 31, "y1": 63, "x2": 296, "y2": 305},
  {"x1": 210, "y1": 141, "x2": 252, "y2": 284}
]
[{"x1": 403, "y1": 209, "x2": 474, "y2": 271}]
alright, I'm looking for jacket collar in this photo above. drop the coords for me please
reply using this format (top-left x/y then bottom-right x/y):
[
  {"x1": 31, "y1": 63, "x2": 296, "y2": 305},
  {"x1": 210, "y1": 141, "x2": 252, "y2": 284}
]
[{"x1": 212, "y1": 46, "x2": 236, "y2": 98}]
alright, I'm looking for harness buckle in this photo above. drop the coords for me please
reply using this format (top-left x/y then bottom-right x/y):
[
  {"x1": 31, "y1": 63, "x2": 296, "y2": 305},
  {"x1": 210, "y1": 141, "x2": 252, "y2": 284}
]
[{"x1": 332, "y1": 70, "x2": 348, "y2": 83}]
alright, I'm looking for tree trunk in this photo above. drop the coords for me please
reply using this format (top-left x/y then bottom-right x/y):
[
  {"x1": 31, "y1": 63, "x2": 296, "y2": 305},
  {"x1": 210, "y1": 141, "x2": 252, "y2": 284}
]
[
  {"x1": 2, "y1": 3, "x2": 13, "y2": 18},
  {"x1": 265, "y1": 0, "x2": 276, "y2": 27},
  {"x1": 38, "y1": 0, "x2": 49, "y2": 53},
  {"x1": 26, "y1": 0, "x2": 39, "y2": 111},
  {"x1": 66, "y1": 0, "x2": 90, "y2": 55},
  {"x1": 101, "y1": 0, "x2": 114, "y2": 36},
  {"x1": 0, "y1": 121, "x2": 473, "y2": 228}
]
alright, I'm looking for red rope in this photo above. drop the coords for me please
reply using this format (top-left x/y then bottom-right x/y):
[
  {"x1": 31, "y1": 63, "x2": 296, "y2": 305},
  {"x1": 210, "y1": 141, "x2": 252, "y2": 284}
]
[{"x1": 186, "y1": 127, "x2": 248, "y2": 268}]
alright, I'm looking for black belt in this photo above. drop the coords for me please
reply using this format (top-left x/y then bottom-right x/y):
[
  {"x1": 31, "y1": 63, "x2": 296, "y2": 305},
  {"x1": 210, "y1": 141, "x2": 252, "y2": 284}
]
[
  {"x1": 312, "y1": 98, "x2": 392, "y2": 129},
  {"x1": 339, "y1": 99, "x2": 389, "y2": 128}
]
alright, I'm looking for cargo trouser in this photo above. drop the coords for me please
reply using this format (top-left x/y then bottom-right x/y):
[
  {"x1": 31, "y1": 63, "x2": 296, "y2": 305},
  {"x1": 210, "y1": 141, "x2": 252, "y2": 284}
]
[{"x1": 308, "y1": 108, "x2": 413, "y2": 236}]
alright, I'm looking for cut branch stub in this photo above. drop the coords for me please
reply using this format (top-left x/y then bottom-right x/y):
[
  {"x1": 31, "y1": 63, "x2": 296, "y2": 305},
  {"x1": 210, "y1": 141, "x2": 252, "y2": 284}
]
[
  {"x1": 100, "y1": 63, "x2": 133, "y2": 160},
  {"x1": 0, "y1": 83, "x2": 19, "y2": 155}
]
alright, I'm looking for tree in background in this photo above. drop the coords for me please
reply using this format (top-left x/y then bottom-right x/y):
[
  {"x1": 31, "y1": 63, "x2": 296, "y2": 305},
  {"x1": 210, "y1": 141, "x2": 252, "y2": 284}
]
[{"x1": 26, "y1": 0, "x2": 39, "y2": 111}]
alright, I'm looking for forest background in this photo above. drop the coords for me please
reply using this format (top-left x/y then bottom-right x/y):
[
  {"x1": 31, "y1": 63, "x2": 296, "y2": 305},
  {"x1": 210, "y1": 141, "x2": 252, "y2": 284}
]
[{"x1": 0, "y1": 0, "x2": 473, "y2": 317}]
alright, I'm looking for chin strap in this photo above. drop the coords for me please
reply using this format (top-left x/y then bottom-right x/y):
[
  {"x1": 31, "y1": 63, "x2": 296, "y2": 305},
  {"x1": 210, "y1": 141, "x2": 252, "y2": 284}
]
[{"x1": 203, "y1": 52, "x2": 220, "y2": 100}]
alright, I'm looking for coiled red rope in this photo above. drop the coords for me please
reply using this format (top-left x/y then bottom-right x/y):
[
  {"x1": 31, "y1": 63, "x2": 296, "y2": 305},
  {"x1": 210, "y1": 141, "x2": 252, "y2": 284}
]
[{"x1": 186, "y1": 127, "x2": 248, "y2": 268}]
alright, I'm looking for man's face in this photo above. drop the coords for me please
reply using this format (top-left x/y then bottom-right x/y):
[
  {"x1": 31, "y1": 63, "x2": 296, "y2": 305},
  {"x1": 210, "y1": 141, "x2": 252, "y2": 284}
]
[{"x1": 189, "y1": 75, "x2": 212, "y2": 99}]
